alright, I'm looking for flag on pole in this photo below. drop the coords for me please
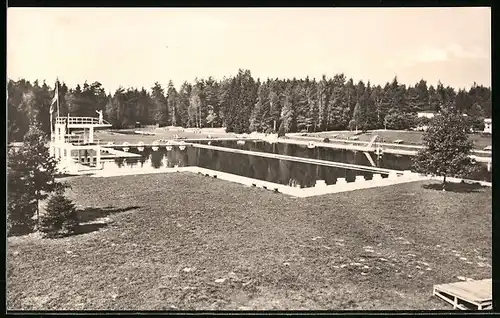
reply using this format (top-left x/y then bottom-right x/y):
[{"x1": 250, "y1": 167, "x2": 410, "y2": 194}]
[
  {"x1": 49, "y1": 79, "x2": 59, "y2": 138},
  {"x1": 51, "y1": 79, "x2": 60, "y2": 117},
  {"x1": 49, "y1": 102, "x2": 54, "y2": 138},
  {"x1": 51, "y1": 84, "x2": 58, "y2": 106}
]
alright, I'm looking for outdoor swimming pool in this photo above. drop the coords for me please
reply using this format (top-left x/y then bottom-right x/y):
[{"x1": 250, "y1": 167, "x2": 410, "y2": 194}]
[
  {"x1": 96, "y1": 142, "x2": 490, "y2": 186},
  {"x1": 196, "y1": 140, "x2": 492, "y2": 182},
  {"x1": 100, "y1": 146, "x2": 392, "y2": 188}
]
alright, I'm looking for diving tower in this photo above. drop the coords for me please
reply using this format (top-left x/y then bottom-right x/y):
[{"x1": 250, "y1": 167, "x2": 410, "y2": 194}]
[{"x1": 49, "y1": 114, "x2": 112, "y2": 173}]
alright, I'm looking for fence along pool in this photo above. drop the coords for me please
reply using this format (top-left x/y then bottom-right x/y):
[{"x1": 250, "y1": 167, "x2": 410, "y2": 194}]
[{"x1": 102, "y1": 147, "x2": 390, "y2": 188}]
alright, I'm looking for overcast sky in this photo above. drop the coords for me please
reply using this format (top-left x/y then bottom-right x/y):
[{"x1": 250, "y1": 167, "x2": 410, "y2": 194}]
[{"x1": 7, "y1": 7, "x2": 491, "y2": 93}]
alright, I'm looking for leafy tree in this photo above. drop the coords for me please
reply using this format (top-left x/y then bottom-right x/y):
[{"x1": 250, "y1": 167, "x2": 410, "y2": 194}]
[
  {"x1": 105, "y1": 88, "x2": 124, "y2": 127},
  {"x1": 188, "y1": 84, "x2": 203, "y2": 128},
  {"x1": 416, "y1": 116, "x2": 432, "y2": 128},
  {"x1": 202, "y1": 77, "x2": 220, "y2": 127},
  {"x1": 39, "y1": 188, "x2": 79, "y2": 238},
  {"x1": 206, "y1": 109, "x2": 217, "y2": 128},
  {"x1": 412, "y1": 106, "x2": 476, "y2": 188},
  {"x1": 8, "y1": 124, "x2": 66, "y2": 235},
  {"x1": 351, "y1": 101, "x2": 365, "y2": 132},
  {"x1": 8, "y1": 79, "x2": 32, "y2": 142},
  {"x1": 383, "y1": 112, "x2": 417, "y2": 130},
  {"x1": 464, "y1": 115, "x2": 485, "y2": 132}
]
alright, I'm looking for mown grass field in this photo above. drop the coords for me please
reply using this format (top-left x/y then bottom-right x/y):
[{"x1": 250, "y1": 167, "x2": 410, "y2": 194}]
[
  {"x1": 302, "y1": 130, "x2": 492, "y2": 150},
  {"x1": 7, "y1": 173, "x2": 491, "y2": 311}
]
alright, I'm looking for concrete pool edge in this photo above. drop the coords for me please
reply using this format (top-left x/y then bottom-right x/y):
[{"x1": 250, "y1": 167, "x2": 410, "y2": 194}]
[{"x1": 87, "y1": 166, "x2": 475, "y2": 197}]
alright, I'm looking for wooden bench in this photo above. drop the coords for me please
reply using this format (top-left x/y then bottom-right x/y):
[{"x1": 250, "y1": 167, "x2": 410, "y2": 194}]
[{"x1": 433, "y1": 279, "x2": 492, "y2": 310}]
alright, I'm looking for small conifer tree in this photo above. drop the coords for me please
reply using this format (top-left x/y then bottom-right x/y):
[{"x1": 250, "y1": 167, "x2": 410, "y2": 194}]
[{"x1": 39, "y1": 189, "x2": 79, "y2": 238}]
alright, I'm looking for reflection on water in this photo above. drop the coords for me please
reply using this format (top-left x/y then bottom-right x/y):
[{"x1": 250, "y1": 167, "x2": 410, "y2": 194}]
[
  {"x1": 101, "y1": 142, "x2": 491, "y2": 186},
  {"x1": 201, "y1": 140, "x2": 415, "y2": 170},
  {"x1": 200, "y1": 140, "x2": 491, "y2": 182}
]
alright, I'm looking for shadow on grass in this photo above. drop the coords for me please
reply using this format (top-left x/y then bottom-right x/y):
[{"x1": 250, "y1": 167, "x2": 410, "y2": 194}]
[
  {"x1": 423, "y1": 182, "x2": 485, "y2": 193},
  {"x1": 55, "y1": 173, "x2": 81, "y2": 178},
  {"x1": 77, "y1": 206, "x2": 140, "y2": 223},
  {"x1": 67, "y1": 206, "x2": 140, "y2": 236},
  {"x1": 8, "y1": 206, "x2": 140, "y2": 238},
  {"x1": 72, "y1": 222, "x2": 109, "y2": 235}
]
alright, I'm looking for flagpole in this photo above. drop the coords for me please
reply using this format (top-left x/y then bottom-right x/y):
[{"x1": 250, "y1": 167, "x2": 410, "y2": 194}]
[{"x1": 56, "y1": 78, "x2": 60, "y2": 118}]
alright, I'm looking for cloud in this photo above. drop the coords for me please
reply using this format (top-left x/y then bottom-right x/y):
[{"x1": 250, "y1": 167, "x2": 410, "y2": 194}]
[
  {"x1": 386, "y1": 44, "x2": 489, "y2": 68},
  {"x1": 414, "y1": 47, "x2": 449, "y2": 63},
  {"x1": 446, "y1": 44, "x2": 489, "y2": 60}
]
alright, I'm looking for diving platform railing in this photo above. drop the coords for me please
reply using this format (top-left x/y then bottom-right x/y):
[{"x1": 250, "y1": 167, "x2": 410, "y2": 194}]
[
  {"x1": 56, "y1": 116, "x2": 111, "y2": 126},
  {"x1": 50, "y1": 134, "x2": 102, "y2": 145}
]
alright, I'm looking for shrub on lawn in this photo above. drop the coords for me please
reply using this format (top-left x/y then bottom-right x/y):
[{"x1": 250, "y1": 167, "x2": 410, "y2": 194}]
[{"x1": 39, "y1": 189, "x2": 79, "y2": 238}]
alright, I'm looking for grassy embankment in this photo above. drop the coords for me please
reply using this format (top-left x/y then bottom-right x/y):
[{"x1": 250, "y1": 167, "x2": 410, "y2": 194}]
[
  {"x1": 7, "y1": 173, "x2": 491, "y2": 310},
  {"x1": 300, "y1": 130, "x2": 491, "y2": 150}
]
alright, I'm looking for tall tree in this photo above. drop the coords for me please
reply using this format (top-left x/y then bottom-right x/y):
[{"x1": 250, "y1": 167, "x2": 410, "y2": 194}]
[
  {"x1": 317, "y1": 75, "x2": 330, "y2": 131},
  {"x1": 268, "y1": 80, "x2": 282, "y2": 132},
  {"x1": 188, "y1": 84, "x2": 202, "y2": 128},
  {"x1": 280, "y1": 83, "x2": 296, "y2": 133},
  {"x1": 151, "y1": 82, "x2": 168, "y2": 127},
  {"x1": 177, "y1": 81, "x2": 192, "y2": 127},
  {"x1": 203, "y1": 77, "x2": 220, "y2": 127},
  {"x1": 166, "y1": 81, "x2": 179, "y2": 126},
  {"x1": 415, "y1": 79, "x2": 429, "y2": 111},
  {"x1": 249, "y1": 83, "x2": 270, "y2": 132}
]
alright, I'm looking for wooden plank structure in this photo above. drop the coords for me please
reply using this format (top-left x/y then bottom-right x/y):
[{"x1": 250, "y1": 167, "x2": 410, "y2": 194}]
[{"x1": 433, "y1": 279, "x2": 492, "y2": 310}]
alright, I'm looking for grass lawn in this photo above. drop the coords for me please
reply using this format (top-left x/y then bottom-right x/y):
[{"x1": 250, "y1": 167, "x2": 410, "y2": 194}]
[
  {"x1": 7, "y1": 174, "x2": 491, "y2": 310},
  {"x1": 302, "y1": 130, "x2": 492, "y2": 150}
]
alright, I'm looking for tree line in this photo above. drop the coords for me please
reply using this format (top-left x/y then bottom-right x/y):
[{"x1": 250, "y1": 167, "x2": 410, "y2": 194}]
[{"x1": 8, "y1": 69, "x2": 491, "y2": 142}]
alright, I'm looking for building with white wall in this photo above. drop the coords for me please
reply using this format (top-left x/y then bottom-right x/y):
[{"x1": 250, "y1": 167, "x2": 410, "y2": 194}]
[
  {"x1": 484, "y1": 118, "x2": 492, "y2": 134},
  {"x1": 417, "y1": 111, "x2": 436, "y2": 119}
]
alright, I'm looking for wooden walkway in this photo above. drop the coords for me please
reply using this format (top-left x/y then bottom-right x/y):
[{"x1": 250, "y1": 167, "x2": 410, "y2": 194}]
[{"x1": 433, "y1": 279, "x2": 492, "y2": 310}]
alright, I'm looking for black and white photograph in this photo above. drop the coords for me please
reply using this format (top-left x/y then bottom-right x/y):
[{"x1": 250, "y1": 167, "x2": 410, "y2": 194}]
[{"x1": 6, "y1": 7, "x2": 492, "y2": 312}]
